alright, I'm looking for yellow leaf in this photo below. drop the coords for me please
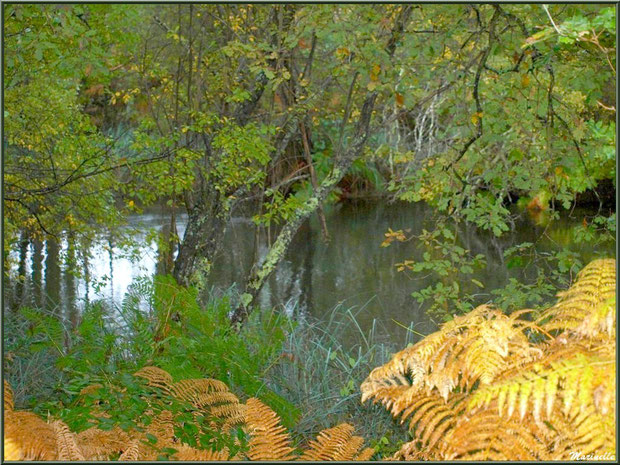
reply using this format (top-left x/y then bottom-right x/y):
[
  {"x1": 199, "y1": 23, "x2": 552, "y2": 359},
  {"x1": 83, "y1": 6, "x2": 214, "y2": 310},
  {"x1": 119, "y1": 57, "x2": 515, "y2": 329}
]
[
  {"x1": 521, "y1": 74, "x2": 530, "y2": 87},
  {"x1": 470, "y1": 112, "x2": 483, "y2": 125}
]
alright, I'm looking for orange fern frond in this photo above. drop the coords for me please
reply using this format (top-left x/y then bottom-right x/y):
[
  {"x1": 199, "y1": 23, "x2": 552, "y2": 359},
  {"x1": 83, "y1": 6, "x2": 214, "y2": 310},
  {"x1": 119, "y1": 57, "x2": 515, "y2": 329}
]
[
  {"x1": 244, "y1": 397, "x2": 295, "y2": 461},
  {"x1": 4, "y1": 437, "x2": 23, "y2": 461},
  {"x1": 362, "y1": 305, "x2": 536, "y2": 406},
  {"x1": 4, "y1": 411, "x2": 57, "y2": 460},
  {"x1": 354, "y1": 446, "x2": 377, "y2": 461},
  {"x1": 52, "y1": 420, "x2": 85, "y2": 460},
  {"x1": 134, "y1": 366, "x2": 174, "y2": 395},
  {"x1": 440, "y1": 409, "x2": 551, "y2": 460},
  {"x1": 145, "y1": 409, "x2": 176, "y2": 449},
  {"x1": 173, "y1": 444, "x2": 232, "y2": 460},
  {"x1": 77, "y1": 426, "x2": 131, "y2": 460},
  {"x1": 171, "y1": 378, "x2": 230, "y2": 405},
  {"x1": 300, "y1": 423, "x2": 371, "y2": 461},
  {"x1": 118, "y1": 438, "x2": 141, "y2": 461}
]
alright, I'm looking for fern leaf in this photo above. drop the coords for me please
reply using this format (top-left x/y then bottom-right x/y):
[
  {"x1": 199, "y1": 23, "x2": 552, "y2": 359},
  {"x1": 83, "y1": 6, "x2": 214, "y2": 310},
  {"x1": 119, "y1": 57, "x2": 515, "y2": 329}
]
[
  {"x1": 354, "y1": 447, "x2": 376, "y2": 461},
  {"x1": 134, "y1": 366, "x2": 174, "y2": 395},
  {"x1": 171, "y1": 378, "x2": 230, "y2": 405},
  {"x1": 362, "y1": 305, "x2": 536, "y2": 408},
  {"x1": 469, "y1": 350, "x2": 614, "y2": 424},
  {"x1": 244, "y1": 397, "x2": 295, "y2": 461},
  {"x1": 4, "y1": 411, "x2": 57, "y2": 460},
  {"x1": 300, "y1": 423, "x2": 356, "y2": 461},
  {"x1": 52, "y1": 420, "x2": 85, "y2": 460},
  {"x1": 173, "y1": 444, "x2": 231, "y2": 460},
  {"x1": 298, "y1": 423, "x2": 382, "y2": 461},
  {"x1": 118, "y1": 439, "x2": 141, "y2": 461},
  {"x1": 144, "y1": 409, "x2": 176, "y2": 450},
  {"x1": 441, "y1": 409, "x2": 550, "y2": 460},
  {"x1": 537, "y1": 259, "x2": 616, "y2": 336},
  {"x1": 77, "y1": 427, "x2": 131, "y2": 460},
  {"x1": 209, "y1": 402, "x2": 246, "y2": 421}
]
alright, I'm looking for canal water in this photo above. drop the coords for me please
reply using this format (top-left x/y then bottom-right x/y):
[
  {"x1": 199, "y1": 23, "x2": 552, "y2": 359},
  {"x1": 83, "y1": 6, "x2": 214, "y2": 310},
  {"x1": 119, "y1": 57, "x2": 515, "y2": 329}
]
[{"x1": 4, "y1": 201, "x2": 615, "y2": 345}]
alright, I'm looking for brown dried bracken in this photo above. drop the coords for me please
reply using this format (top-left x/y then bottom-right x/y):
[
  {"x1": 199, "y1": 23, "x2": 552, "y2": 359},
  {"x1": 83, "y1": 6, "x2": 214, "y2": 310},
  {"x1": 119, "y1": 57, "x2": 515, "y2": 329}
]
[{"x1": 3, "y1": 367, "x2": 375, "y2": 461}]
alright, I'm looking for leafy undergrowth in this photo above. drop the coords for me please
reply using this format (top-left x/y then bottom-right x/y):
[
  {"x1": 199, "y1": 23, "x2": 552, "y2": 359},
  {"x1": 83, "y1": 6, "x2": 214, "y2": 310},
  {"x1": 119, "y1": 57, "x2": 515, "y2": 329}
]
[
  {"x1": 4, "y1": 259, "x2": 616, "y2": 461},
  {"x1": 4, "y1": 366, "x2": 374, "y2": 461}
]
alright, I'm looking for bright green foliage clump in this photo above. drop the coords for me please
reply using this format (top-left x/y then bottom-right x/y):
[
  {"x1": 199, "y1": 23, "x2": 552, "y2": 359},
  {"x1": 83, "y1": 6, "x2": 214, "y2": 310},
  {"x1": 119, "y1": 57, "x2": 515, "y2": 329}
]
[{"x1": 5, "y1": 276, "x2": 297, "y2": 431}]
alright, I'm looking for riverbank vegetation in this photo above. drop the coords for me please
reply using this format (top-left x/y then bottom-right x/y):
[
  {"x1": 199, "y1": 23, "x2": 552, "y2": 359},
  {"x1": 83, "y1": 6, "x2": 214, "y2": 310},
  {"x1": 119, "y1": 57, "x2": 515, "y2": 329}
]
[{"x1": 3, "y1": 3, "x2": 616, "y2": 461}]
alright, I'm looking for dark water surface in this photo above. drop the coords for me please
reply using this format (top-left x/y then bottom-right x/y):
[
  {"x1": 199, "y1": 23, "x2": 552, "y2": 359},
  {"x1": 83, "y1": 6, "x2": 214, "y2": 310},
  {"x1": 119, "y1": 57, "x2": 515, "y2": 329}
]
[{"x1": 5, "y1": 201, "x2": 615, "y2": 345}]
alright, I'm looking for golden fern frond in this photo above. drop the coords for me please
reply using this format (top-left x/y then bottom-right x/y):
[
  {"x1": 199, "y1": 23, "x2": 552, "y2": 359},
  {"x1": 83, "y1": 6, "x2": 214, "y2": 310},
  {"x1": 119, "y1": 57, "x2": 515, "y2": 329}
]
[
  {"x1": 244, "y1": 397, "x2": 295, "y2": 461},
  {"x1": 78, "y1": 382, "x2": 104, "y2": 399},
  {"x1": 392, "y1": 440, "x2": 428, "y2": 461},
  {"x1": 145, "y1": 409, "x2": 176, "y2": 449},
  {"x1": 77, "y1": 426, "x2": 131, "y2": 460},
  {"x1": 4, "y1": 411, "x2": 58, "y2": 460},
  {"x1": 362, "y1": 305, "x2": 536, "y2": 406},
  {"x1": 134, "y1": 366, "x2": 174, "y2": 395},
  {"x1": 468, "y1": 350, "x2": 615, "y2": 423},
  {"x1": 537, "y1": 258, "x2": 616, "y2": 334},
  {"x1": 209, "y1": 402, "x2": 246, "y2": 421},
  {"x1": 405, "y1": 393, "x2": 467, "y2": 451},
  {"x1": 173, "y1": 444, "x2": 232, "y2": 461},
  {"x1": 171, "y1": 378, "x2": 230, "y2": 405},
  {"x1": 440, "y1": 409, "x2": 551, "y2": 460},
  {"x1": 118, "y1": 438, "x2": 141, "y2": 461},
  {"x1": 221, "y1": 410, "x2": 247, "y2": 432},
  {"x1": 574, "y1": 296, "x2": 616, "y2": 339},
  {"x1": 300, "y1": 423, "x2": 372, "y2": 461},
  {"x1": 4, "y1": 380, "x2": 14, "y2": 413},
  {"x1": 354, "y1": 446, "x2": 376, "y2": 461},
  {"x1": 559, "y1": 401, "x2": 616, "y2": 457},
  {"x1": 52, "y1": 420, "x2": 85, "y2": 460},
  {"x1": 193, "y1": 391, "x2": 240, "y2": 407}
]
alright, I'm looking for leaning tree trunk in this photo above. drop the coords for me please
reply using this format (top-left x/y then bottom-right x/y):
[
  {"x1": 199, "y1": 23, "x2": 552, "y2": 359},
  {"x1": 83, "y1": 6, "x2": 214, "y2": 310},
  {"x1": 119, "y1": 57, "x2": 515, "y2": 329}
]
[{"x1": 230, "y1": 92, "x2": 377, "y2": 326}]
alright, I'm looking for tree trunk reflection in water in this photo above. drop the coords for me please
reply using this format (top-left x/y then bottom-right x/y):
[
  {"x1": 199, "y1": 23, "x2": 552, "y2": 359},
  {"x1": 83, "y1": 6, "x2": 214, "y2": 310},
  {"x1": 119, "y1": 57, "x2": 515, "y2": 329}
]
[
  {"x1": 44, "y1": 239, "x2": 61, "y2": 314},
  {"x1": 64, "y1": 238, "x2": 78, "y2": 332},
  {"x1": 11, "y1": 231, "x2": 29, "y2": 310},
  {"x1": 31, "y1": 239, "x2": 44, "y2": 309}
]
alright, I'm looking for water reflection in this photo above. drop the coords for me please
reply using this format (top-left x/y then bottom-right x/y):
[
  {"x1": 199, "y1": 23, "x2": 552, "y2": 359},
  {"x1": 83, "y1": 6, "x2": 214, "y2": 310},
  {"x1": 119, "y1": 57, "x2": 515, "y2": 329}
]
[{"x1": 4, "y1": 201, "x2": 615, "y2": 346}]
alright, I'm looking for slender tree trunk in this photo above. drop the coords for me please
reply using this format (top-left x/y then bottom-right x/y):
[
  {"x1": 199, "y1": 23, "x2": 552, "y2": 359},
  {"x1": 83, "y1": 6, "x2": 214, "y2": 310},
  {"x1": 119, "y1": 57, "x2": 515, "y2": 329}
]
[
  {"x1": 172, "y1": 198, "x2": 227, "y2": 287},
  {"x1": 231, "y1": 93, "x2": 377, "y2": 326}
]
